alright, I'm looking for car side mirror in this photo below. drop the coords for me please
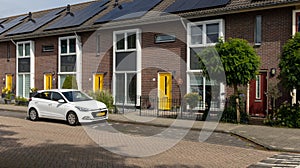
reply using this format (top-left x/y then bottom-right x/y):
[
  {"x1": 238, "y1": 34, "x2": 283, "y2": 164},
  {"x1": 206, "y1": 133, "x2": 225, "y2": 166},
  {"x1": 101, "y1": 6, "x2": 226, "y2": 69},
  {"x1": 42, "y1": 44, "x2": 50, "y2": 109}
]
[{"x1": 58, "y1": 99, "x2": 66, "y2": 103}]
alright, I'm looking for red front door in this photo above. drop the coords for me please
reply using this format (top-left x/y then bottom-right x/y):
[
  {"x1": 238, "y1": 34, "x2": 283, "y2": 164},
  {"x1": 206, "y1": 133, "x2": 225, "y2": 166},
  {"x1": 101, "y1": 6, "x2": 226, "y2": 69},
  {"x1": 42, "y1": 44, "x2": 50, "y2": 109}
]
[{"x1": 249, "y1": 72, "x2": 267, "y2": 117}]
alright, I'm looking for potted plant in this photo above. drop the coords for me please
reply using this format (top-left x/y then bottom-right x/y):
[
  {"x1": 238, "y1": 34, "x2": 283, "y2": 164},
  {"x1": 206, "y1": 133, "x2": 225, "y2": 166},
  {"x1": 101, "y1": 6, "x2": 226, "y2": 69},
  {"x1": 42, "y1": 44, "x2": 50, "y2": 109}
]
[
  {"x1": 4, "y1": 90, "x2": 14, "y2": 104},
  {"x1": 2, "y1": 87, "x2": 8, "y2": 98},
  {"x1": 15, "y1": 96, "x2": 29, "y2": 106}
]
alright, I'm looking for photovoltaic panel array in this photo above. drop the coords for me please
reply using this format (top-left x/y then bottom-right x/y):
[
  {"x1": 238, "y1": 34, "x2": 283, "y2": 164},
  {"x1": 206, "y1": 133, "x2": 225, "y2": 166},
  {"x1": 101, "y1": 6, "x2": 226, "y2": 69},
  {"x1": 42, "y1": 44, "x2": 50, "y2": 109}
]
[
  {"x1": 45, "y1": 0, "x2": 109, "y2": 30},
  {"x1": 0, "y1": 15, "x2": 27, "y2": 35},
  {"x1": 164, "y1": 0, "x2": 230, "y2": 13},
  {"x1": 94, "y1": 0, "x2": 162, "y2": 24},
  {"x1": 7, "y1": 8, "x2": 65, "y2": 35}
]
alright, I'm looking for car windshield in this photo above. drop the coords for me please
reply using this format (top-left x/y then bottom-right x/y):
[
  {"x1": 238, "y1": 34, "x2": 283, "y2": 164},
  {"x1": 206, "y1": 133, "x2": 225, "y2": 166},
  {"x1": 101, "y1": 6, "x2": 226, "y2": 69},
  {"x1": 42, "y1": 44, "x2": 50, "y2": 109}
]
[{"x1": 62, "y1": 91, "x2": 92, "y2": 102}]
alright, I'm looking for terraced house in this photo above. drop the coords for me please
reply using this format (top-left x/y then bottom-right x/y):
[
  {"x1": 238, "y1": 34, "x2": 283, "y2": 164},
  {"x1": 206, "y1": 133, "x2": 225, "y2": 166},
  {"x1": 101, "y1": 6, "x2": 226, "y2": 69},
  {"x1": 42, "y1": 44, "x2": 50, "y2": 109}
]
[{"x1": 0, "y1": 0, "x2": 299, "y2": 117}]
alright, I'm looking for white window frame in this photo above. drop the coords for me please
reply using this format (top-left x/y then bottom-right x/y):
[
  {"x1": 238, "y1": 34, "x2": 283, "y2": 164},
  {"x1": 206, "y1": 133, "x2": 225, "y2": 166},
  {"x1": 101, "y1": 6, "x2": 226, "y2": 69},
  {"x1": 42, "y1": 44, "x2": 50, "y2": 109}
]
[
  {"x1": 113, "y1": 29, "x2": 141, "y2": 106},
  {"x1": 16, "y1": 41, "x2": 35, "y2": 98},
  {"x1": 58, "y1": 36, "x2": 82, "y2": 90},
  {"x1": 255, "y1": 75, "x2": 261, "y2": 99},
  {"x1": 293, "y1": 10, "x2": 300, "y2": 35},
  {"x1": 186, "y1": 19, "x2": 225, "y2": 110},
  {"x1": 115, "y1": 30, "x2": 138, "y2": 52}
]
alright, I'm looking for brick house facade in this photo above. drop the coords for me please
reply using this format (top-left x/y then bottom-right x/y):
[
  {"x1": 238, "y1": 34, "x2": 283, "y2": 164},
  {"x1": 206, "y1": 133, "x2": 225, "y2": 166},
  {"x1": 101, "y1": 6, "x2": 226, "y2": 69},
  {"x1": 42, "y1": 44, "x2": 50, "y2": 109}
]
[{"x1": 0, "y1": 0, "x2": 299, "y2": 117}]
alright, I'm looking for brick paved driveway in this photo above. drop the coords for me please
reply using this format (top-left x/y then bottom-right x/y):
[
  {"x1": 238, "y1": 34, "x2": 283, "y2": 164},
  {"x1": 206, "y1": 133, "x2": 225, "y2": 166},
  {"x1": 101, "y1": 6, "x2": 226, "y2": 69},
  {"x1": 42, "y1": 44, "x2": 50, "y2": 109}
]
[{"x1": 0, "y1": 116, "x2": 277, "y2": 167}]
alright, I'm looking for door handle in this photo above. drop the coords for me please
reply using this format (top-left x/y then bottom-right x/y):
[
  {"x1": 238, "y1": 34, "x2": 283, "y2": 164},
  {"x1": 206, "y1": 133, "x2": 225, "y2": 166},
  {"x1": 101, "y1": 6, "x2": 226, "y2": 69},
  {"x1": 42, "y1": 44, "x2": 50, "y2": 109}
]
[{"x1": 48, "y1": 103, "x2": 52, "y2": 106}]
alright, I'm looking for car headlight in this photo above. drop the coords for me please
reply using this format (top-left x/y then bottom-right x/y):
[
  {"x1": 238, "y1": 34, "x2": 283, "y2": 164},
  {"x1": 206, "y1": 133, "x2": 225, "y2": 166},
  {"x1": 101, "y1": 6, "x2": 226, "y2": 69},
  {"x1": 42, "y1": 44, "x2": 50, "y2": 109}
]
[{"x1": 75, "y1": 106, "x2": 91, "y2": 112}]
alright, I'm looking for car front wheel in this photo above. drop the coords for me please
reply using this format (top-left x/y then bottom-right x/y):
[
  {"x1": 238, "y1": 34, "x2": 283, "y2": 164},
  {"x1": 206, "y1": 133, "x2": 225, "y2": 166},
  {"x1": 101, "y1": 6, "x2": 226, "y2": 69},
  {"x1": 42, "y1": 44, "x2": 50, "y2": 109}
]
[
  {"x1": 67, "y1": 112, "x2": 78, "y2": 126},
  {"x1": 29, "y1": 108, "x2": 39, "y2": 121}
]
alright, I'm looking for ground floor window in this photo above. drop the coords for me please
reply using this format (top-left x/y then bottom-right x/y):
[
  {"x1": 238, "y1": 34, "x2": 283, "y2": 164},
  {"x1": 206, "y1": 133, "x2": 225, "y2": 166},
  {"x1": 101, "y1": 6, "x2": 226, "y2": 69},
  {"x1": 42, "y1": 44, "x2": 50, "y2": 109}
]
[
  {"x1": 188, "y1": 72, "x2": 220, "y2": 110},
  {"x1": 18, "y1": 74, "x2": 30, "y2": 98},
  {"x1": 115, "y1": 73, "x2": 136, "y2": 105},
  {"x1": 59, "y1": 74, "x2": 78, "y2": 89}
]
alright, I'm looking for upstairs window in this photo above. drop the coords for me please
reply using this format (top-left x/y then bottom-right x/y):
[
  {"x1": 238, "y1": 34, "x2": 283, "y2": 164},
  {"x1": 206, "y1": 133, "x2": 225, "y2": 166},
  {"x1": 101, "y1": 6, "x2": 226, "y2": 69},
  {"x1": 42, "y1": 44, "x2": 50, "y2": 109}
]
[
  {"x1": 255, "y1": 15, "x2": 262, "y2": 45},
  {"x1": 115, "y1": 32, "x2": 137, "y2": 51},
  {"x1": 188, "y1": 20, "x2": 223, "y2": 47}
]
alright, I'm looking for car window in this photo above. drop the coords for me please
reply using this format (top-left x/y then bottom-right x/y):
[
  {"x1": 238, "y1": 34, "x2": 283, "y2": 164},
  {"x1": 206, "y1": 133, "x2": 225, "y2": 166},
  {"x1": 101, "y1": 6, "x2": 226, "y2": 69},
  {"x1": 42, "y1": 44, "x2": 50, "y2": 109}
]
[
  {"x1": 51, "y1": 92, "x2": 63, "y2": 101},
  {"x1": 41, "y1": 92, "x2": 51, "y2": 100},
  {"x1": 62, "y1": 91, "x2": 92, "y2": 102}
]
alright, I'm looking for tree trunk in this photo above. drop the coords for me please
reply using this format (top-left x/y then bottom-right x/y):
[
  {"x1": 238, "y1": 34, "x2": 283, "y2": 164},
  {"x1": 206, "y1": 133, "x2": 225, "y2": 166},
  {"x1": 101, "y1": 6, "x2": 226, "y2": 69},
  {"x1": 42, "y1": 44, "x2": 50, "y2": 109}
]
[{"x1": 234, "y1": 85, "x2": 240, "y2": 123}]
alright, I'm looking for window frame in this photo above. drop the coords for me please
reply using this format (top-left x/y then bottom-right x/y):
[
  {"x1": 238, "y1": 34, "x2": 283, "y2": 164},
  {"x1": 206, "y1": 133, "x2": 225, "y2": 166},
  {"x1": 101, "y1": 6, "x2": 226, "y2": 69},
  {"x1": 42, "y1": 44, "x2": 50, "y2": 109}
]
[
  {"x1": 16, "y1": 41, "x2": 35, "y2": 98},
  {"x1": 113, "y1": 29, "x2": 141, "y2": 106},
  {"x1": 254, "y1": 15, "x2": 262, "y2": 45},
  {"x1": 58, "y1": 36, "x2": 82, "y2": 89}
]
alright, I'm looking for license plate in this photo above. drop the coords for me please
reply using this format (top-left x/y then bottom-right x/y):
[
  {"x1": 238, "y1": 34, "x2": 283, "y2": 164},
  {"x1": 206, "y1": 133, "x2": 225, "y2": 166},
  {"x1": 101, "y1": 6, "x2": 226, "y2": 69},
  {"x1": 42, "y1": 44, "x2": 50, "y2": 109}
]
[{"x1": 96, "y1": 112, "x2": 106, "y2": 117}]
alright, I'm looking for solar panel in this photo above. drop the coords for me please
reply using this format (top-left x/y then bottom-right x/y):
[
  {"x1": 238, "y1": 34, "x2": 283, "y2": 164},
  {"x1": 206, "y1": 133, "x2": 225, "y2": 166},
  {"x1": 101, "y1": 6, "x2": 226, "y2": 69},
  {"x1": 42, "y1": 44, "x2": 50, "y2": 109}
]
[
  {"x1": 45, "y1": 0, "x2": 109, "y2": 30},
  {"x1": 0, "y1": 19, "x2": 7, "y2": 24},
  {"x1": 94, "y1": 0, "x2": 162, "y2": 24},
  {"x1": 7, "y1": 8, "x2": 65, "y2": 35},
  {"x1": 164, "y1": 0, "x2": 230, "y2": 13},
  {"x1": 0, "y1": 15, "x2": 27, "y2": 35}
]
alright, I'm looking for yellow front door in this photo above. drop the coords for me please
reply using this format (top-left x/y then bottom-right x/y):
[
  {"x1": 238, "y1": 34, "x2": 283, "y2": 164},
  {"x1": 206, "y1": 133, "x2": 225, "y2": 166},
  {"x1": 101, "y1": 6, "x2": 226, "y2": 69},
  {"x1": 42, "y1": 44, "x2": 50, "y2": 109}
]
[
  {"x1": 44, "y1": 74, "x2": 52, "y2": 90},
  {"x1": 6, "y1": 74, "x2": 12, "y2": 91},
  {"x1": 93, "y1": 74, "x2": 104, "y2": 92},
  {"x1": 158, "y1": 72, "x2": 172, "y2": 110}
]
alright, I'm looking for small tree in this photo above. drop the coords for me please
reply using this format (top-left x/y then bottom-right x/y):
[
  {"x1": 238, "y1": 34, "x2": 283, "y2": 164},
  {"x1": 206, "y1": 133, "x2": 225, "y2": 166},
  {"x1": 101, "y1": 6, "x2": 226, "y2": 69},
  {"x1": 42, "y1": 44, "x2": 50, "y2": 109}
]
[
  {"x1": 215, "y1": 38, "x2": 261, "y2": 122},
  {"x1": 279, "y1": 32, "x2": 300, "y2": 104},
  {"x1": 62, "y1": 75, "x2": 78, "y2": 89}
]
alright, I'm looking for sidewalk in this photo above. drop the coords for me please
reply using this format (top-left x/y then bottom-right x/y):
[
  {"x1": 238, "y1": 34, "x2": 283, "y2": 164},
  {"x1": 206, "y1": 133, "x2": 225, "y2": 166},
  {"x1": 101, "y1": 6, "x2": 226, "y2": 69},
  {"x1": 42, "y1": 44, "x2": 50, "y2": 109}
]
[{"x1": 1, "y1": 104, "x2": 299, "y2": 153}]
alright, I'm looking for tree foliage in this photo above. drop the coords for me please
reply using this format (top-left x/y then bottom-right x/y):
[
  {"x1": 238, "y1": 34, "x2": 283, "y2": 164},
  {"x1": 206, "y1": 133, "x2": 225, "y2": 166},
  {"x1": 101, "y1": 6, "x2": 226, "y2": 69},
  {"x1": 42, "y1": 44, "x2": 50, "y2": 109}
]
[
  {"x1": 279, "y1": 32, "x2": 300, "y2": 91},
  {"x1": 215, "y1": 38, "x2": 261, "y2": 94}
]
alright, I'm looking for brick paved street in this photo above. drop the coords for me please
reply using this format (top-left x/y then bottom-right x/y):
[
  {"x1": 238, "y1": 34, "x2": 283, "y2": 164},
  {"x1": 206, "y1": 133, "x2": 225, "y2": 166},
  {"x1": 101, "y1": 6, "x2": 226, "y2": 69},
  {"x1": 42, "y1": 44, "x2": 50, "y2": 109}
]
[{"x1": 0, "y1": 116, "x2": 279, "y2": 168}]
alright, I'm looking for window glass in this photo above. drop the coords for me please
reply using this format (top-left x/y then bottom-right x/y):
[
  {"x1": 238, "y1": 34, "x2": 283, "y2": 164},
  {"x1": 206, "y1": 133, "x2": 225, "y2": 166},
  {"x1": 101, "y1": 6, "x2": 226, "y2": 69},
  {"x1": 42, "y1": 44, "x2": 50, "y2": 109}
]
[
  {"x1": 256, "y1": 75, "x2": 261, "y2": 99},
  {"x1": 155, "y1": 34, "x2": 176, "y2": 43},
  {"x1": 116, "y1": 34, "x2": 125, "y2": 50},
  {"x1": 191, "y1": 25, "x2": 203, "y2": 45},
  {"x1": 69, "y1": 38, "x2": 76, "y2": 53},
  {"x1": 127, "y1": 32, "x2": 136, "y2": 49},
  {"x1": 24, "y1": 74, "x2": 30, "y2": 98},
  {"x1": 61, "y1": 39, "x2": 67, "y2": 54},
  {"x1": 190, "y1": 48, "x2": 204, "y2": 70},
  {"x1": 41, "y1": 91, "x2": 51, "y2": 100},
  {"x1": 18, "y1": 58, "x2": 30, "y2": 72},
  {"x1": 255, "y1": 15, "x2": 262, "y2": 44},
  {"x1": 62, "y1": 91, "x2": 91, "y2": 102},
  {"x1": 61, "y1": 55, "x2": 76, "y2": 72},
  {"x1": 116, "y1": 52, "x2": 137, "y2": 71},
  {"x1": 206, "y1": 23, "x2": 219, "y2": 43},
  {"x1": 25, "y1": 43, "x2": 30, "y2": 56},
  {"x1": 115, "y1": 73, "x2": 125, "y2": 103},
  {"x1": 127, "y1": 73, "x2": 137, "y2": 104},
  {"x1": 52, "y1": 92, "x2": 63, "y2": 101},
  {"x1": 18, "y1": 44, "x2": 23, "y2": 57},
  {"x1": 18, "y1": 75, "x2": 23, "y2": 97}
]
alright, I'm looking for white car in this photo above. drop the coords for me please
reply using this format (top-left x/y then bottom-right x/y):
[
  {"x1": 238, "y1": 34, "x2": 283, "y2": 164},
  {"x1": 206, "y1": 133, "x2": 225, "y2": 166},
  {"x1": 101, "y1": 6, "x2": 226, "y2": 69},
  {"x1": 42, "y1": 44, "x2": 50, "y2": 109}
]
[{"x1": 27, "y1": 89, "x2": 108, "y2": 126}]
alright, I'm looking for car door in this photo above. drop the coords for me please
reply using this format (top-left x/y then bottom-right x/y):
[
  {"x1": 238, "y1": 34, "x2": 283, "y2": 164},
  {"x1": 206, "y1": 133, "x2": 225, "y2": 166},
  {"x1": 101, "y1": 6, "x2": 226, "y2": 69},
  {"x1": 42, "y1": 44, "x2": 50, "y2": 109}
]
[
  {"x1": 36, "y1": 91, "x2": 55, "y2": 118},
  {"x1": 49, "y1": 91, "x2": 68, "y2": 120}
]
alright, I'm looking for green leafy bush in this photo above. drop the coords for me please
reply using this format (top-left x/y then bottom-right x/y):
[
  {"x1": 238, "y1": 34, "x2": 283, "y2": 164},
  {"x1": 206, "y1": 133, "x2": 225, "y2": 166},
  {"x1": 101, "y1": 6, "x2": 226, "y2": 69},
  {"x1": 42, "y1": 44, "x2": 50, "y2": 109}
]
[
  {"x1": 264, "y1": 102, "x2": 300, "y2": 128},
  {"x1": 89, "y1": 90, "x2": 114, "y2": 113},
  {"x1": 62, "y1": 75, "x2": 78, "y2": 89}
]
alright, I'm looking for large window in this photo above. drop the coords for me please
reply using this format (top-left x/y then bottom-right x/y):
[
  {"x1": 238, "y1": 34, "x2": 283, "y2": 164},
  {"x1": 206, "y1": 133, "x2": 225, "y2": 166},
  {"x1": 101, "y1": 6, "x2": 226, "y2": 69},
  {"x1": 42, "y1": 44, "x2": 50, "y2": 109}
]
[
  {"x1": 255, "y1": 15, "x2": 262, "y2": 45},
  {"x1": 58, "y1": 36, "x2": 81, "y2": 89},
  {"x1": 16, "y1": 41, "x2": 34, "y2": 98},
  {"x1": 113, "y1": 29, "x2": 140, "y2": 105},
  {"x1": 187, "y1": 19, "x2": 224, "y2": 109}
]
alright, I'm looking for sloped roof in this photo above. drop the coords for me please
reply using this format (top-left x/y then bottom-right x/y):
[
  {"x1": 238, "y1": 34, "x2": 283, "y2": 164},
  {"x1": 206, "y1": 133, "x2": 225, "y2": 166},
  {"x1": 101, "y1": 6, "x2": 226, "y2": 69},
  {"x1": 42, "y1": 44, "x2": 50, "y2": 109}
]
[{"x1": 0, "y1": 0, "x2": 299, "y2": 41}]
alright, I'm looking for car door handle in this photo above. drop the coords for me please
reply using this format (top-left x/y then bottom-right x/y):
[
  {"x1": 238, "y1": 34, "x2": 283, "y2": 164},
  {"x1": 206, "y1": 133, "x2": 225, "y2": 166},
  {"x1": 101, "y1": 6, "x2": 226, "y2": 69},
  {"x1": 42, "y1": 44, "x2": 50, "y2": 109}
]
[{"x1": 48, "y1": 104, "x2": 52, "y2": 106}]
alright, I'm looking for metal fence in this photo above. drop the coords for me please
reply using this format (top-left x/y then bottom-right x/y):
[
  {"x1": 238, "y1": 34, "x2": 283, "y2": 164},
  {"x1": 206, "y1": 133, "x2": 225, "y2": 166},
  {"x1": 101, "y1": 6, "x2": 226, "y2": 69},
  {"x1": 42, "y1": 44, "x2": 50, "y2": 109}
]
[{"x1": 115, "y1": 96, "x2": 225, "y2": 121}]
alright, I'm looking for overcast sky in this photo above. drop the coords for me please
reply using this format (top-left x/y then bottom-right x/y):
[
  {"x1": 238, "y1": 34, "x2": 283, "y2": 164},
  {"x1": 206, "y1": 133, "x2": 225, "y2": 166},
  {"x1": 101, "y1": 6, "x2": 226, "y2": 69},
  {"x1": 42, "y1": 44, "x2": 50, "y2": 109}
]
[{"x1": 0, "y1": 0, "x2": 94, "y2": 18}]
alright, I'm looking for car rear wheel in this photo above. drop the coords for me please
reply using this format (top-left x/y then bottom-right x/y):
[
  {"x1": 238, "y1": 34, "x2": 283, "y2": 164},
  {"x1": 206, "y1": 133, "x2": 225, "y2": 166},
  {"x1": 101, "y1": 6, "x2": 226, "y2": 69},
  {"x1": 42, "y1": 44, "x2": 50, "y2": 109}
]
[
  {"x1": 67, "y1": 112, "x2": 78, "y2": 126},
  {"x1": 29, "y1": 108, "x2": 39, "y2": 121}
]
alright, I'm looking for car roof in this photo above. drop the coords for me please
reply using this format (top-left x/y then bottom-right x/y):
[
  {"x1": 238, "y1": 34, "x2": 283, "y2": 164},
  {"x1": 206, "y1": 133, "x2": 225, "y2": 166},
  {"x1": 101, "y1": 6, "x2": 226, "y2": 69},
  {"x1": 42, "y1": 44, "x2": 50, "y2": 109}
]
[{"x1": 37, "y1": 89, "x2": 79, "y2": 93}]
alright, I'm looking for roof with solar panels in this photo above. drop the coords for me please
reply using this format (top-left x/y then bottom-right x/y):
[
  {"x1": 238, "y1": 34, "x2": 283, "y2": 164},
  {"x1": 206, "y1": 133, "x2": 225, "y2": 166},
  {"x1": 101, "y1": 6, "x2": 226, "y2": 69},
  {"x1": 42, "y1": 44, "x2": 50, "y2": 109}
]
[{"x1": 0, "y1": 0, "x2": 299, "y2": 41}]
